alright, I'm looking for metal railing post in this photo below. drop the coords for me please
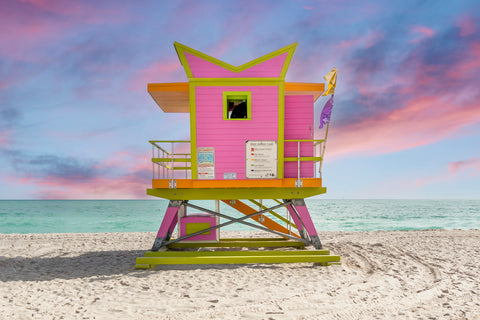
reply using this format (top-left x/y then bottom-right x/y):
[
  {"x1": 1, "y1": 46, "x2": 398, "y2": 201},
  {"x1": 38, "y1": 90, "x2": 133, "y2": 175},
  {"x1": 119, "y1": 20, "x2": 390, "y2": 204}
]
[
  {"x1": 297, "y1": 141, "x2": 300, "y2": 180},
  {"x1": 296, "y1": 141, "x2": 302, "y2": 187}
]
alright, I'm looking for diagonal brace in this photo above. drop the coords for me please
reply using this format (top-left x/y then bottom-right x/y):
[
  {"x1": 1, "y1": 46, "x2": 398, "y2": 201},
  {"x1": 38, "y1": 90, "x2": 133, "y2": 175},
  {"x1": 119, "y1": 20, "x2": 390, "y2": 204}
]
[{"x1": 163, "y1": 200, "x2": 303, "y2": 246}]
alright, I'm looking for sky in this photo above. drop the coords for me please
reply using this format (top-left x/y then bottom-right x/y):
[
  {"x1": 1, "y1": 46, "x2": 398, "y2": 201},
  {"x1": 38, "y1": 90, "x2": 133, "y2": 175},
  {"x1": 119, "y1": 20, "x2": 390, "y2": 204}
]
[{"x1": 1, "y1": 0, "x2": 479, "y2": 200}]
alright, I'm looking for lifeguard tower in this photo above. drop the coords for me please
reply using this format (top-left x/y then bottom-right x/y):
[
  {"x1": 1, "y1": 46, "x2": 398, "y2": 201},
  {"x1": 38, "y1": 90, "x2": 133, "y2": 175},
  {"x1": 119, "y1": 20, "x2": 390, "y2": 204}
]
[{"x1": 135, "y1": 42, "x2": 340, "y2": 268}]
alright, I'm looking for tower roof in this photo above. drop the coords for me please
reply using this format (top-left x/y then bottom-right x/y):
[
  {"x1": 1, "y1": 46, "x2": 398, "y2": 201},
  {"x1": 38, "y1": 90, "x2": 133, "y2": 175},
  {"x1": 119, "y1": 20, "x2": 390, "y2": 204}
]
[{"x1": 174, "y1": 42, "x2": 297, "y2": 79}]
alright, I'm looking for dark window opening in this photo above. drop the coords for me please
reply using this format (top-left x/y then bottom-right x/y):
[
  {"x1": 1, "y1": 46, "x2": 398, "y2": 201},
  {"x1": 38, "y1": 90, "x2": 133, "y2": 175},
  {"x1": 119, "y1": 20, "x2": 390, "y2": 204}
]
[{"x1": 228, "y1": 99, "x2": 247, "y2": 119}]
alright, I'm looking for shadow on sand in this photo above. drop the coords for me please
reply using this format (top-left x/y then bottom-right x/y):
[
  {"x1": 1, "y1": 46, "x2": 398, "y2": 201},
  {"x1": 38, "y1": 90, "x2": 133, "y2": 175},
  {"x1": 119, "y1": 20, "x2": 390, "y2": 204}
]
[{"x1": 0, "y1": 250, "x2": 317, "y2": 282}]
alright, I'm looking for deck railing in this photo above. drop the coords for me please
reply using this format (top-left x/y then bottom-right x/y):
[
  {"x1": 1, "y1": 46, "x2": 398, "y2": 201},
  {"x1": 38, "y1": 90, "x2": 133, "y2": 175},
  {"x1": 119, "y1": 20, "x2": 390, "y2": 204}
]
[
  {"x1": 284, "y1": 139, "x2": 325, "y2": 184},
  {"x1": 150, "y1": 140, "x2": 192, "y2": 183},
  {"x1": 150, "y1": 139, "x2": 325, "y2": 185}
]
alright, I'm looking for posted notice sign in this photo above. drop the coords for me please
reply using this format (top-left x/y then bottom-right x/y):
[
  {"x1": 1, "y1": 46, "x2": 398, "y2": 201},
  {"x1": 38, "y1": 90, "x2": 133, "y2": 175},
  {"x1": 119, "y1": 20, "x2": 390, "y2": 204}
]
[
  {"x1": 246, "y1": 140, "x2": 277, "y2": 179},
  {"x1": 197, "y1": 147, "x2": 215, "y2": 179}
]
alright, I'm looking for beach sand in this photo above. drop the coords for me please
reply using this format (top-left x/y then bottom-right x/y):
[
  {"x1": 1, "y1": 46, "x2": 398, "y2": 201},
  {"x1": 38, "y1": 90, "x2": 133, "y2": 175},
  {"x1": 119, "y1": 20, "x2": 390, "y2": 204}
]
[{"x1": 1, "y1": 230, "x2": 479, "y2": 319}]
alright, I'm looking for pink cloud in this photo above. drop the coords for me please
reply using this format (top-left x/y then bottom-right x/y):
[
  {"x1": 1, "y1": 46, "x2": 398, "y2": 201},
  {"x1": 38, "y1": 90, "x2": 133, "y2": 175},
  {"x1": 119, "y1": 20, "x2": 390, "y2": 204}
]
[
  {"x1": 411, "y1": 25, "x2": 435, "y2": 37},
  {"x1": 326, "y1": 24, "x2": 480, "y2": 161},
  {"x1": 96, "y1": 151, "x2": 151, "y2": 173},
  {"x1": 0, "y1": 78, "x2": 16, "y2": 91},
  {"x1": 205, "y1": 4, "x2": 273, "y2": 62},
  {"x1": 129, "y1": 61, "x2": 183, "y2": 91},
  {"x1": 446, "y1": 41, "x2": 480, "y2": 80},
  {"x1": 325, "y1": 95, "x2": 480, "y2": 159},
  {"x1": 16, "y1": 0, "x2": 131, "y2": 24},
  {"x1": 409, "y1": 25, "x2": 435, "y2": 43},
  {"x1": 0, "y1": 1, "x2": 132, "y2": 61},
  {"x1": 16, "y1": 147, "x2": 197, "y2": 199},
  {"x1": 412, "y1": 157, "x2": 480, "y2": 188},
  {"x1": 18, "y1": 174, "x2": 150, "y2": 200},
  {"x1": 336, "y1": 31, "x2": 385, "y2": 49},
  {"x1": 7, "y1": 150, "x2": 153, "y2": 199},
  {"x1": 0, "y1": 131, "x2": 12, "y2": 145},
  {"x1": 457, "y1": 14, "x2": 476, "y2": 37},
  {"x1": 449, "y1": 157, "x2": 480, "y2": 173}
]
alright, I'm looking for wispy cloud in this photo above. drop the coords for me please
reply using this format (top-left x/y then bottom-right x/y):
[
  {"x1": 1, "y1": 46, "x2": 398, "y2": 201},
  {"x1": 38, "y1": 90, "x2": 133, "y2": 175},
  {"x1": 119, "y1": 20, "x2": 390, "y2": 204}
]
[
  {"x1": 11, "y1": 174, "x2": 150, "y2": 200},
  {"x1": 0, "y1": 130, "x2": 12, "y2": 146},
  {"x1": 3, "y1": 150, "x2": 151, "y2": 199},
  {"x1": 409, "y1": 25, "x2": 435, "y2": 43},
  {"x1": 320, "y1": 18, "x2": 480, "y2": 159},
  {"x1": 0, "y1": 0, "x2": 133, "y2": 62},
  {"x1": 457, "y1": 14, "x2": 477, "y2": 37},
  {"x1": 129, "y1": 61, "x2": 184, "y2": 91},
  {"x1": 336, "y1": 31, "x2": 385, "y2": 49},
  {"x1": 413, "y1": 157, "x2": 480, "y2": 189},
  {"x1": 327, "y1": 95, "x2": 480, "y2": 159},
  {"x1": 449, "y1": 157, "x2": 480, "y2": 174}
]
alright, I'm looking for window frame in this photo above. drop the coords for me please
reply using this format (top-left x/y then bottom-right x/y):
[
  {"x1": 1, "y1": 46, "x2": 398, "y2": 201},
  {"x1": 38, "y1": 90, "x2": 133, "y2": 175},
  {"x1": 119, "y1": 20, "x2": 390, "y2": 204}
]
[{"x1": 223, "y1": 91, "x2": 252, "y2": 120}]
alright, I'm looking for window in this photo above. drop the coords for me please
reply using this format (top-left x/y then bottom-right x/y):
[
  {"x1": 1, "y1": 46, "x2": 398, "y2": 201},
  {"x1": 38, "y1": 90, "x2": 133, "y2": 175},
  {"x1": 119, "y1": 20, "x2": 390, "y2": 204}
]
[{"x1": 223, "y1": 92, "x2": 251, "y2": 120}]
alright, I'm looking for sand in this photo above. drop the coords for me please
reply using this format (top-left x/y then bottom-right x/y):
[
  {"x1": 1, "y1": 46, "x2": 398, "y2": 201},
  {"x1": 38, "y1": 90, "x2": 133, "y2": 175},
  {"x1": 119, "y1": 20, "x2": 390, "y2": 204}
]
[{"x1": 1, "y1": 230, "x2": 479, "y2": 319}]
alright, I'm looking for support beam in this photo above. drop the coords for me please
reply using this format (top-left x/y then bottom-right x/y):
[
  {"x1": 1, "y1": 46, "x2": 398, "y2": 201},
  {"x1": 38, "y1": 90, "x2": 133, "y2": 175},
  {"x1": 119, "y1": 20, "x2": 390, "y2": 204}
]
[
  {"x1": 222, "y1": 200, "x2": 299, "y2": 238},
  {"x1": 285, "y1": 201, "x2": 308, "y2": 241},
  {"x1": 136, "y1": 250, "x2": 340, "y2": 267},
  {"x1": 291, "y1": 199, "x2": 322, "y2": 249},
  {"x1": 173, "y1": 201, "x2": 303, "y2": 245},
  {"x1": 248, "y1": 199, "x2": 298, "y2": 230},
  {"x1": 152, "y1": 200, "x2": 182, "y2": 251}
]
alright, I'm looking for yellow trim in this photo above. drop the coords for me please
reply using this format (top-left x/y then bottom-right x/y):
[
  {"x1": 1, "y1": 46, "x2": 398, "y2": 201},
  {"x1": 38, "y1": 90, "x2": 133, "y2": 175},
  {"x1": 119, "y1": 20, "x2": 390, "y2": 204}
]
[
  {"x1": 147, "y1": 186, "x2": 326, "y2": 200},
  {"x1": 280, "y1": 45, "x2": 296, "y2": 78},
  {"x1": 152, "y1": 158, "x2": 191, "y2": 163},
  {"x1": 145, "y1": 247, "x2": 333, "y2": 254},
  {"x1": 189, "y1": 82, "x2": 198, "y2": 179},
  {"x1": 148, "y1": 81, "x2": 324, "y2": 90},
  {"x1": 191, "y1": 78, "x2": 283, "y2": 85},
  {"x1": 136, "y1": 255, "x2": 339, "y2": 266},
  {"x1": 278, "y1": 81, "x2": 285, "y2": 179},
  {"x1": 174, "y1": 42, "x2": 297, "y2": 79},
  {"x1": 284, "y1": 157, "x2": 322, "y2": 162},
  {"x1": 174, "y1": 43, "x2": 193, "y2": 78}
]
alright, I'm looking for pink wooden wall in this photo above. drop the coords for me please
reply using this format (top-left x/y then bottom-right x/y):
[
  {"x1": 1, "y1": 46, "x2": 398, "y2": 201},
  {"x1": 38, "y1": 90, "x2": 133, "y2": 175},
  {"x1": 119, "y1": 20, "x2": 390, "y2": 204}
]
[
  {"x1": 185, "y1": 52, "x2": 288, "y2": 78},
  {"x1": 284, "y1": 95, "x2": 314, "y2": 178},
  {"x1": 195, "y1": 86, "x2": 279, "y2": 179}
]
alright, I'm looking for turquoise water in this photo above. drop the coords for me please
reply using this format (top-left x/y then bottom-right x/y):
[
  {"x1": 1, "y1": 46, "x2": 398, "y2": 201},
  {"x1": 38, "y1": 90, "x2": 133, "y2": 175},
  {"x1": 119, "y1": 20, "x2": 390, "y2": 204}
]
[{"x1": 0, "y1": 199, "x2": 479, "y2": 234}]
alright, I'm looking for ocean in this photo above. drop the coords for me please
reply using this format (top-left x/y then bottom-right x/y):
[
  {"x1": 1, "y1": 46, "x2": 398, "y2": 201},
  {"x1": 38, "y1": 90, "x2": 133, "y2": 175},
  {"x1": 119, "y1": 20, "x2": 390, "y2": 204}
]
[{"x1": 0, "y1": 199, "x2": 479, "y2": 234}]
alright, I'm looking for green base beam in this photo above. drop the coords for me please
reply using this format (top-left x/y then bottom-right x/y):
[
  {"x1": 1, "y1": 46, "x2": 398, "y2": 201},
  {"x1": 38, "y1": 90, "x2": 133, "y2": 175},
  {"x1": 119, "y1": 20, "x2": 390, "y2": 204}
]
[
  {"x1": 145, "y1": 249, "x2": 332, "y2": 257},
  {"x1": 166, "y1": 239, "x2": 306, "y2": 249},
  {"x1": 147, "y1": 187, "x2": 326, "y2": 200},
  {"x1": 135, "y1": 250, "x2": 340, "y2": 268}
]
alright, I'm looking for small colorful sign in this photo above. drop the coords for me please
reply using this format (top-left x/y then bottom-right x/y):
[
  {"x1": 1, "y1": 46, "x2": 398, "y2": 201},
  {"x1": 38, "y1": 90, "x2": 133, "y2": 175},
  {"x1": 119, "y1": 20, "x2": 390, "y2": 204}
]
[
  {"x1": 245, "y1": 140, "x2": 277, "y2": 179},
  {"x1": 197, "y1": 147, "x2": 215, "y2": 179}
]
